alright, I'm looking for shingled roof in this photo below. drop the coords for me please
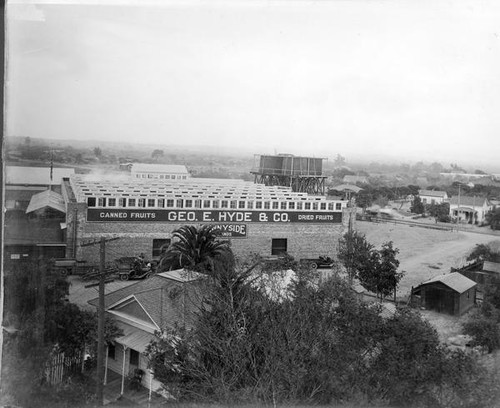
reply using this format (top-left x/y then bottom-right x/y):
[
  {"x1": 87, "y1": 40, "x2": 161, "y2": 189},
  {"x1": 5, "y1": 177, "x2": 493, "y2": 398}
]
[{"x1": 89, "y1": 271, "x2": 205, "y2": 330}]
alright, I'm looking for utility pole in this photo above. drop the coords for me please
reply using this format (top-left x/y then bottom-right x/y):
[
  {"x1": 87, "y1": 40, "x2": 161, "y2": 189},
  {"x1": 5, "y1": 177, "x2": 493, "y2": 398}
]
[
  {"x1": 97, "y1": 237, "x2": 105, "y2": 405},
  {"x1": 80, "y1": 236, "x2": 119, "y2": 406}
]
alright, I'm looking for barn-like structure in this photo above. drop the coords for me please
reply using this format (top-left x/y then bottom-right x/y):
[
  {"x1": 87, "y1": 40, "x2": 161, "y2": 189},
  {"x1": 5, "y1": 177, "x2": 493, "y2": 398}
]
[{"x1": 412, "y1": 272, "x2": 477, "y2": 316}]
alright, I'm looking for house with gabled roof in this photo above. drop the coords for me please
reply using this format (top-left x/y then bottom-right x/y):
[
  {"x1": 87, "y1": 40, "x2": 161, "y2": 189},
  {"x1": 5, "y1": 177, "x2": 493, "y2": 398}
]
[
  {"x1": 449, "y1": 196, "x2": 493, "y2": 225},
  {"x1": 418, "y1": 189, "x2": 448, "y2": 205},
  {"x1": 88, "y1": 270, "x2": 204, "y2": 396},
  {"x1": 411, "y1": 272, "x2": 477, "y2": 316}
]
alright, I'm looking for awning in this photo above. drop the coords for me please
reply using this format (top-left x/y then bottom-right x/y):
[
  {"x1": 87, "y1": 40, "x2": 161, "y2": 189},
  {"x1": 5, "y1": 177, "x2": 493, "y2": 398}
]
[{"x1": 115, "y1": 329, "x2": 157, "y2": 353}]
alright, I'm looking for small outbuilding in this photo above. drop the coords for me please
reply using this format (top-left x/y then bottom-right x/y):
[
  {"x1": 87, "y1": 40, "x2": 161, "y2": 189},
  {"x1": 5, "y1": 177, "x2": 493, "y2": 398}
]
[{"x1": 412, "y1": 272, "x2": 477, "y2": 316}]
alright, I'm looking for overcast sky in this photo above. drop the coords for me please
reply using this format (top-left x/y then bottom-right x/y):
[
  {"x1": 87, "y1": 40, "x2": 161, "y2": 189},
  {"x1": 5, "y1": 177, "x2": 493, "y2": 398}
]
[{"x1": 6, "y1": 0, "x2": 500, "y2": 168}]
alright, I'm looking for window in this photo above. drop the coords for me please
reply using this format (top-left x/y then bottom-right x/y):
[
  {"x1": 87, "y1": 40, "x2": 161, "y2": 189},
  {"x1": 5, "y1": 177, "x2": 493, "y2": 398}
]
[
  {"x1": 230, "y1": 201, "x2": 237, "y2": 209},
  {"x1": 312, "y1": 203, "x2": 318, "y2": 210},
  {"x1": 280, "y1": 202, "x2": 287, "y2": 210},
  {"x1": 256, "y1": 201, "x2": 262, "y2": 209},
  {"x1": 204, "y1": 200, "x2": 211, "y2": 209},
  {"x1": 212, "y1": 200, "x2": 219, "y2": 209},
  {"x1": 296, "y1": 202, "x2": 303, "y2": 210},
  {"x1": 119, "y1": 198, "x2": 127, "y2": 207},
  {"x1": 147, "y1": 199, "x2": 155, "y2": 207},
  {"x1": 264, "y1": 202, "x2": 270, "y2": 209},
  {"x1": 272, "y1": 202, "x2": 279, "y2": 210},
  {"x1": 272, "y1": 239, "x2": 288, "y2": 256},
  {"x1": 97, "y1": 197, "x2": 106, "y2": 207},
  {"x1": 289, "y1": 202, "x2": 295, "y2": 210},
  {"x1": 166, "y1": 199, "x2": 174, "y2": 208},
  {"x1": 221, "y1": 200, "x2": 228, "y2": 208},
  {"x1": 320, "y1": 203, "x2": 326, "y2": 210},
  {"x1": 238, "y1": 201, "x2": 245, "y2": 209},
  {"x1": 108, "y1": 344, "x2": 116, "y2": 360},
  {"x1": 185, "y1": 199, "x2": 193, "y2": 208},
  {"x1": 194, "y1": 200, "x2": 202, "y2": 208},
  {"x1": 87, "y1": 197, "x2": 96, "y2": 207},
  {"x1": 129, "y1": 198, "x2": 136, "y2": 207},
  {"x1": 177, "y1": 199, "x2": 183, "y2": 208},
  {"x1": 336, "y1": 203, "x2": 342, "y2": 210},
  {"x1": 129, "y1": 349, "x2": 139, "y2": 366},
  {"x1": 138, "y1": 198, "x2": 146, "y2": 208},
  {"x1": 305, "y1": 202, "x2": 311, "y2": 210},
  {"x1": 328, "y1": 202, "x2": 334, "y2": 210},
  {"x1": 158, "y1": 199, "x2": 165, "y2": 208},
  {"x1": 247, "y1": 201, "x2": 253, "y2": 209},
  {"x1": 153, "y1": 239, "x2": 171, "y2": 258}
]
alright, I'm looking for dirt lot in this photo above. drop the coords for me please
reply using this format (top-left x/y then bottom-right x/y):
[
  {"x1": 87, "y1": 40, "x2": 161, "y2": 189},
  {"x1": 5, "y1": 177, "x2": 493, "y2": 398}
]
[{"x1": 356, "y1": 220, "x2": 500, "y2": 298}]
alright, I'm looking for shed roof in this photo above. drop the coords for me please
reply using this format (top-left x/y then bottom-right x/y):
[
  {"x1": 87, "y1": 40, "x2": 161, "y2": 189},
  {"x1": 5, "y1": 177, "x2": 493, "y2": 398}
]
[
  {"x1": 483, "y1": 261, "x2": 500, "y2": 274},
  {"x1": 6, "y1": 166, "x2": 75, "y2": 185},
  {"x1": 416, "y1": 272, "x2": 477, "y2": 294},
  {"x1": 26, "y1": 189, "x2": 66, "y2": 214}
]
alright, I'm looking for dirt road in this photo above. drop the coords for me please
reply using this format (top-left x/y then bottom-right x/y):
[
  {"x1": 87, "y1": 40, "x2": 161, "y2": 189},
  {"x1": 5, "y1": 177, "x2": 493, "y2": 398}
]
[{"x1": 356, "y1": 221, "x2": 500, "y2": 297}]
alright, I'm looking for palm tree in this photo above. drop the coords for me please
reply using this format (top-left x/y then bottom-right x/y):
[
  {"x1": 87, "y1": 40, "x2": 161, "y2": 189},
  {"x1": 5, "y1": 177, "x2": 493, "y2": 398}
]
[{"x1": 159, "y1": 225, "x2": 232, "y2": 272}]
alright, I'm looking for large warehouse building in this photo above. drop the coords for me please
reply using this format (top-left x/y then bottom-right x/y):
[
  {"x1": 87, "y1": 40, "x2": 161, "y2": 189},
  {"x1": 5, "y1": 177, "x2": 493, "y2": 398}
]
[{"x1": 62, "y1": 171, "x2": 351, "y2": 264}]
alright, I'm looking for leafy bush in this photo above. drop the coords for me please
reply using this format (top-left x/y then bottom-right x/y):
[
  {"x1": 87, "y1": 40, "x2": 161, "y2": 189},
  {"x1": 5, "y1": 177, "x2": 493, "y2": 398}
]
[{"x1": 463, "y1": 313, "x2": 500, "y2": 353}]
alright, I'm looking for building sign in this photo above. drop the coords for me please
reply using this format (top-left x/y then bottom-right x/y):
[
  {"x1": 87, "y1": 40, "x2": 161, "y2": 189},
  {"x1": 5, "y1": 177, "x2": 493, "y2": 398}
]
[
  {"x1": 86, "y1": 209, "x2": 342, "y2": 224},
  {"x1": 212, "y1": 224, "x2": 247, "y2": 238}
]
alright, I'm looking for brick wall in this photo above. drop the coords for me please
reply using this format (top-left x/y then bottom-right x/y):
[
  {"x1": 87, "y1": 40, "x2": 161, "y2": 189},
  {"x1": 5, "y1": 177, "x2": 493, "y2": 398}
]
[{"x1": 67, "y1": 202, "x2": 348, "y2": 263}]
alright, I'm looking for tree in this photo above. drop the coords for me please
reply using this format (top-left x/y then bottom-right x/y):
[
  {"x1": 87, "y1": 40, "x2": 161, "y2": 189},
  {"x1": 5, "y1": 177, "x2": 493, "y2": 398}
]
[
  {"x1": 152, "y1": 149, "x2": 164, "y2": 161},
  {"x1": 427, "y1": 202, "x2": 451, "y2": 222},
  {"x1": 410, "y1": 195, "x2": 425, "y2": 214},
  {"x1": 486, "y1": 208, "x2": 500, "y2": 230},
  {"x1": 357, "y1": 241, "x2": 403, "y2": 300},
  {"x1": 93, "y1": 146, "x2": 102, "y2": 158},
  {"x1": 466, "y1": 244, "x2": 500, "y2": 263},
  {"x1": 159, "y1": 225, "x2": 232, "y2": 273},
  {"x1": 337, "y1": 230, "x2": 373, "y2": 283}
]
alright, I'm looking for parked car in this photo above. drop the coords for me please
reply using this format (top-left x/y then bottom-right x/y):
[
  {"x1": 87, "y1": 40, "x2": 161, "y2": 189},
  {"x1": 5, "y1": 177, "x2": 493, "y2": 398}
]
[
  {"x1": 117, "y1": 256, "x2": 156, "y2": 281},
  {"x1": 300, "y1": 256, "x2": 335, "y2": 269},
  {"x1": 50, "y1": 258, "x2": 97, "y2": 277}
]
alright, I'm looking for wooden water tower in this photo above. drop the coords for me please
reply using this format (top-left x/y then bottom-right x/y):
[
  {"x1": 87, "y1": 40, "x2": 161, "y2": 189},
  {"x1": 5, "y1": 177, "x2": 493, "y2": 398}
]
[{"x1": 251, "y1": 154, "x2": 327, "y2": 195}]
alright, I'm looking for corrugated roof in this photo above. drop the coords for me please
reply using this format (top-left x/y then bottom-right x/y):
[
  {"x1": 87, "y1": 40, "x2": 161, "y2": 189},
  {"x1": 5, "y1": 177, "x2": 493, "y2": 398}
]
[
  {"x1": 26, "y1": 189, "x2": 66, "y2": 214},
  {"x1": 419, "y1": 190, "x2": 447, "y2": 198},
  {"x1": 6, "y1": 166, "x2": 75, "y2": 185},
  {"x1": 418, "y1": 272, "x2": 476, "y2": 294},
  {"x1": 483, "y1": 261, "x2": 500, "y2": 274},
  {"x1": 131, "y1": 163, "x2": 189, "y2": 174}
]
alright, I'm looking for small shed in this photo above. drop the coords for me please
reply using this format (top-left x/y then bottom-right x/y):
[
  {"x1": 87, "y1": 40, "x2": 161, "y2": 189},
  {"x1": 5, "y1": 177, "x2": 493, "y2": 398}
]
[{"x1": 412, "y1": 272, "x2": 477, "y2": 316}]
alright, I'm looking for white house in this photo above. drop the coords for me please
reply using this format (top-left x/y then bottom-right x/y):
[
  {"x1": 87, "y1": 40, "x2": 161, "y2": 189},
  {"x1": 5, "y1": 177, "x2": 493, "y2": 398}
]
[
  {"x1": 88, "y1": 270, "x2": 203, "y2": 397},
  {"x1": 449, "y1": 196, "x2": 493, "y2": 225},
  {"x1": 418, "y1": 190, "x2": 448, "y2": 205}
]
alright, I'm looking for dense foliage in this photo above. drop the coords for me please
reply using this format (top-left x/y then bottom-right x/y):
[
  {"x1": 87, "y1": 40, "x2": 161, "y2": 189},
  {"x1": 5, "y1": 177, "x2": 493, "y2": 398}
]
[
  {"x1": 1, "y1": 261, "x2": 121, "y2": 407},
  {"x1": 146, "y1": 254, "x2": 495, "y2": 407}
]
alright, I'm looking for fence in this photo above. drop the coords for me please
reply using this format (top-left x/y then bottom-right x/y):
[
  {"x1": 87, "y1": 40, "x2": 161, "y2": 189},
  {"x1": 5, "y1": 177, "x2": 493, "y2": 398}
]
[
  {"x1": 45, "y1": 349, "x2": 84, "y2": 385},
  {"x1": 358, "y1": 216, "x2": 457, "y2": 232}
]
